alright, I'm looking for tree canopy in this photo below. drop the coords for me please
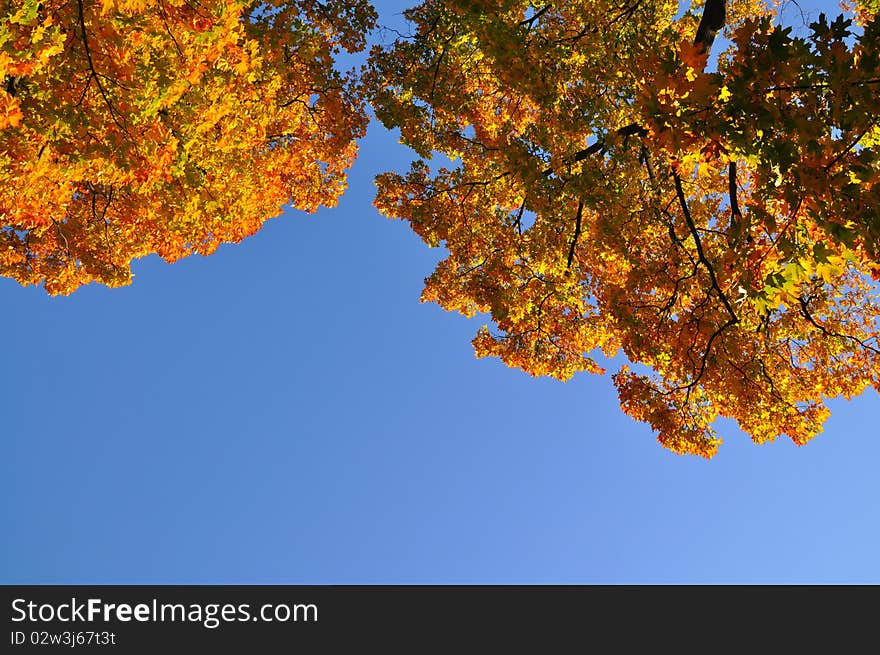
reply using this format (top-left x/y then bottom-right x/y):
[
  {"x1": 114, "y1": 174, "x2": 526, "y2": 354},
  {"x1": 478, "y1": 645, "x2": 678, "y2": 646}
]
[
  {"x1": 1, "y1": 0, "x2": 375, "y2": 293},
  {"x1": 3, "y1": 0, "x2": 879, "y2": 455},
  {"x1": 368, "y1": 0, "x2": 880, "y2": 456}
]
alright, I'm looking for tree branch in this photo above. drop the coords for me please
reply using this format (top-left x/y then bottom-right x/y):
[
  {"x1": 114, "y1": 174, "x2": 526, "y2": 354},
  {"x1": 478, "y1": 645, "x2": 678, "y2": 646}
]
[
  {"x1": 728, "y1": 161, "x2": 741, "y2": 221},
  {"x1": 673, "y1": 171, "x2": 738, "y2": 324},
  {"x1": 514, "y1": 197, "x2": 526, "y2": 234},
  {"x1": 519, "y1": 4, "x2": 551, "y2": 28},
  {"x1": 694, "y1": 0, "x2": 726, "y2": 53},
  {"x1": 76, "y1": 0, "x2": 128, "y2": 134},
  {"x1": 824, "y1": 121, "x2": 875, "y2": 172},
  {"x1": 727, "y1": 161, "x2": 745, "y2": 246},
  {"x1": 798, "y1": 296, "x2": 880, "y2": 356},
  {"x1": 565, "y1": 200, "x2": 584, "y2": 271},
  {"x1": 543, "y1": 123, "x2": 645, "y2": 176}
]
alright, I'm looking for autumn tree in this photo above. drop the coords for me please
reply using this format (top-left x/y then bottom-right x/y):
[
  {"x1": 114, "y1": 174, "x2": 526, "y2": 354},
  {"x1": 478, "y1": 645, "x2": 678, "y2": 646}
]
[
  {"x1": 1, "y1": 0, "x2": 376, "y2": 294},
  {"x1": 368, "y1": 0, "x2": 880, "y2": 456}
]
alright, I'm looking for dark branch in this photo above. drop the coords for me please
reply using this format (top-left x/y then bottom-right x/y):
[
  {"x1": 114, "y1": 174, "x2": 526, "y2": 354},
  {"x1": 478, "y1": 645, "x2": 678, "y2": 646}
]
[
  {"x1": 798, "y1": 296, "x2": 880, "y2": 356},
  {"x1": 157, "y1": 0, "x2": 185, "y2": 60},
  {"x1": 519, "y1": 4, "x2": 551, "y2": 28},
  {"x1": 573, "y1": 123, "x2": 646, "y2": 162},
  {"x1": 764, "y1": 78, "x2": 880, "y2": 92},
  {"x1": 543, "y1": 123, "x2": 645, "y2": 176},
  {"x1": 687, "y1": 316, "x2": 738, "y2": 397},
  {"x1": 4, "y1": 75, "x2": 20, "y2": 97},
  {"x1": 76, "y1": 0, "x2": 128, "y2": 134},
  {"x1": 514, "y1": 197, "x2": 526, "y2": 235},
  {"x1": 728, "y1": 161, "x2": 741, "y2": 221},
  {"x1": 727, "y1": 161, "x2": 744, "y2": 246},
  {"x1": 673, "y1": 171, "x2": 738, "y2": 324},
  {"x1": 824, "y1": 121, "x2": 875, "y2": 171},
  {"x1": 608, "y1": 1, "x2": 643, "y2": 27},
  {"x1": 640, "y1": 145, "x2": 655, "y2": 182},
  {"x1": 694, "y1": 0, "x2": 726, "y2": 53},
  {"x1": 565, "y1": 200, "x2": 584, "y2": 271}
]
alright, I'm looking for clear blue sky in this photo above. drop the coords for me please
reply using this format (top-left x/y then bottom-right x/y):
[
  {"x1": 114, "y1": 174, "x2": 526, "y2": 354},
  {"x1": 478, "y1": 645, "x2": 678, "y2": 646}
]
[{"x1": 2, "y1": 1, "x2": 878, "y2": 584}]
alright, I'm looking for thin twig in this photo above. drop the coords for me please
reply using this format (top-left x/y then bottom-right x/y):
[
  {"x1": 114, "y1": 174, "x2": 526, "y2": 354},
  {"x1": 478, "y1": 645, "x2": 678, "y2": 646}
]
[
  {"x1": 76, "y1": 0, "x2": 128, "y2": 134},
  {"x1": 798, "y1": 296, "x2": 880, "y2": 355}
]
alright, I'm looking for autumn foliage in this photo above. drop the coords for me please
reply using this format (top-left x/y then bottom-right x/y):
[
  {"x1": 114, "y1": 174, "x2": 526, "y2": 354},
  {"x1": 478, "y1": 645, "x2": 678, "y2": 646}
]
[
  {"x1": 1, "y1": 0, "x2": 375, "y2": 293},
  {"x1": 369, "y1": 0, "x2": 880, "y2": 456},
  {"x1": 3, "y1": 0, "x2": 879, "y2": 456}
]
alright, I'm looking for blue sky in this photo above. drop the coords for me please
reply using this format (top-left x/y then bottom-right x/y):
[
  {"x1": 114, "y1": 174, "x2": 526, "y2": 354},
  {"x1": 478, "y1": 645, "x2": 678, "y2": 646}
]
[{"x1": 2, "y1": 0, "x2": 878, "y2": 584}]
